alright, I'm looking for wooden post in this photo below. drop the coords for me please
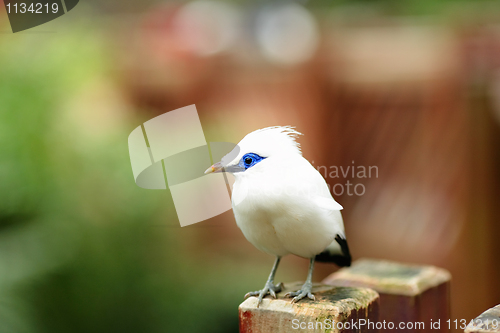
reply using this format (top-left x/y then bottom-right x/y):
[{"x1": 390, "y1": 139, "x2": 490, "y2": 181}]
[
  {"x1": 239, "y1": 282, "x2": 379, "y2": 333},
  {"x1": 465, "y1": 305, "x2": 500, "y2": 333},
  {"x1": 323, "y1": 258, "x2": 451, "y2": 333}
]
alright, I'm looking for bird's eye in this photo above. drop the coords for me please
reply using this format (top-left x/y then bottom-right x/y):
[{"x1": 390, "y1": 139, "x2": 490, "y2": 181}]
[{"x1": 240, "y1": 153, "x2": 265, "y2": 171}]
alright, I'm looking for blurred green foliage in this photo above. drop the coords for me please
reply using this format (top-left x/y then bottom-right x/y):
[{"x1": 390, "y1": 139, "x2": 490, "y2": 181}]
[{"x1": 0, "y1": 22, "x2": 250, "y2": 333}]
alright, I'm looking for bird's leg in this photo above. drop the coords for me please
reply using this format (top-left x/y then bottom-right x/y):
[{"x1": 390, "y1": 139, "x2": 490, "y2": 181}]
[
  {"x1": 244, "y1": 256, "x2": 284, "y2": 307},
  {"x1": 285, "y1": 258, "x2": 316, "y2": 303}
]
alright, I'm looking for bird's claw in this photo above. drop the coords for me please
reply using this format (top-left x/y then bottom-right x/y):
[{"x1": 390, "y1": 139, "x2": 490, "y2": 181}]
[
  {"x1": 284, "y1": 282, "x2": 315, "y2": 303},
  {"x1": 244, "y1": 282, "x2": 284, "y2": 307}
]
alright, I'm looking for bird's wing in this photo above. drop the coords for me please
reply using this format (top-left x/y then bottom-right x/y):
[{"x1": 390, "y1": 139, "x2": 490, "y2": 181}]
[
  {"x1": 313, "y1": 196, "x2": 343, "y2": 211},
  {"x1": 312, "y1": 195, "x2": 345, "y2": 235},
  {"x1": 287, "y1": 156, "x2": 344, "y2": 212}
]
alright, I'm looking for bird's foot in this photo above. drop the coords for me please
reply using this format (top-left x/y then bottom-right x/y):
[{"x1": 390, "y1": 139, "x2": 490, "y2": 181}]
[
  {"x1": 284, "y1": 282, "x2": 315, "y2": 303},
  {"x1": 244, "y1": 282, "x2": 284, "y2": 306}
]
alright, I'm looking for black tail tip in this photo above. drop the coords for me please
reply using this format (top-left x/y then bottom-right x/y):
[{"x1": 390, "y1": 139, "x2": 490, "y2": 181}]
[
  {"x1": 315, "y1": 234, "x2": 352, "y2": 267},
  {"x1": 315, "y1": 251, "x2": 352, "y2": 266}
]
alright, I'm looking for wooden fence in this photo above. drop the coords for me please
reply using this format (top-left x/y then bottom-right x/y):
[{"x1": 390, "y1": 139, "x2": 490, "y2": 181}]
[{"x1": 239, "y1": 258, "x2": 498, "y2": 332}]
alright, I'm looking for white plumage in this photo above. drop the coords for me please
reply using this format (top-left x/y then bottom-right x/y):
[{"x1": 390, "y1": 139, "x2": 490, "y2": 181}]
[{"x1": 205, "y1": 126, "x2": 351, "y2": 305}]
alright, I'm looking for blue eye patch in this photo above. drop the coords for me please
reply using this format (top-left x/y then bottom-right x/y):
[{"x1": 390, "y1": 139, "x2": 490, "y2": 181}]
[{"x1": 239, "y1": 153, "x2": 266, "y2": 170}]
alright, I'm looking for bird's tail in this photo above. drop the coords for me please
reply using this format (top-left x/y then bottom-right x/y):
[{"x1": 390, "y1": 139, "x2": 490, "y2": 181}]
[{"x1": 315, "y1": 234, "x2": 352, "y2": 267}]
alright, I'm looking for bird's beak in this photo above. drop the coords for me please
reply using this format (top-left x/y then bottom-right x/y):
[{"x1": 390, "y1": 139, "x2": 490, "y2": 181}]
[{"x1": 204, "y1": 161, "x2": 224, "y2": 174}]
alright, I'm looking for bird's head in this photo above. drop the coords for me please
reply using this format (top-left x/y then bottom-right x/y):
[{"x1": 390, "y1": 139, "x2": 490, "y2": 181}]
[{"x1": 205, "y1": 126, "x2": 302, "y2": 175}]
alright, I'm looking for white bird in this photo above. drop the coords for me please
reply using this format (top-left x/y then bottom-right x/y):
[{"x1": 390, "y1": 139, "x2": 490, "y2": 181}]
[{"x1": 205, "y1": 126, "x2": 351, "y2": 305}]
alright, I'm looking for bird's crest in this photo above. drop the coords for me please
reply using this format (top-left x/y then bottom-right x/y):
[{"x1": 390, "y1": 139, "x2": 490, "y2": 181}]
[
  {"x1": 240, "y1": 126, "x2": 302, "y2": 156},
  {"x1": 219, "y1": 126, "x2": 303, "y2": 170}
]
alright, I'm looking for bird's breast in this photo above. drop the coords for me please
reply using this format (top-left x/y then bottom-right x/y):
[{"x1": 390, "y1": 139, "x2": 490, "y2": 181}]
[{"x1": 231, "y1": 179, "x2": 338, "y2": 258}]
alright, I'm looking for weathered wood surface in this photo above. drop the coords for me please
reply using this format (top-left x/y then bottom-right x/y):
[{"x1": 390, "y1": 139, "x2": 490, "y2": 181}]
[
  {"x1": 465, "y1": 305, "x2": 500, "y2": 333},
  {"x1": 239, "y1": 282, "x2": 379, "y2": 333},
  {"x1": 323, "y1": 258, "x2": 451, "y2": 333}
]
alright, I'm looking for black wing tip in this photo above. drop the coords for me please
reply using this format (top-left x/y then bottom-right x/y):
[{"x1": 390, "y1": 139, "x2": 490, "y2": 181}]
[{"x1": 315, "y1": 234, "x2": 352, "y2": 267}]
